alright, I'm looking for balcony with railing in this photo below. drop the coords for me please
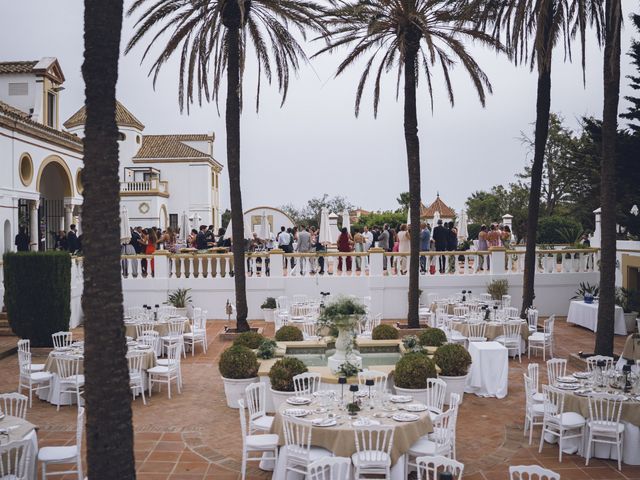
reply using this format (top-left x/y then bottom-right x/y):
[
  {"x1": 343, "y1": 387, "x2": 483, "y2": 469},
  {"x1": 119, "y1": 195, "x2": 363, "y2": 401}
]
[{"x1": 120, "y1": 179, "x2": 169, "y2": 197}]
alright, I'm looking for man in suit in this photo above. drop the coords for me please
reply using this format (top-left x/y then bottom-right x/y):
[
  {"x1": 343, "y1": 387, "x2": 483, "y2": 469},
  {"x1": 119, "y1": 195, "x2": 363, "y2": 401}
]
[
  {"x1": 377, "y1": 224, "x2": 390, "y2": 271},
  {"x1": 196, "y1": 225, "x2": 208, "y2": 250},
  {"x1": 419, "y1": 222, "x2": 431, "y2": 273},
  {"x1": 296, "y1": 225, "x2": 311, "y2": 275},
  {"x1": 432, "y1": 219, "x2": 448, "y2": 273},
  {"x1": 14, "y1": 227, "x2": 29, "y2": 252},
  {"x1": 67, "y1": 224, "x2": 79, "y2": 254}
]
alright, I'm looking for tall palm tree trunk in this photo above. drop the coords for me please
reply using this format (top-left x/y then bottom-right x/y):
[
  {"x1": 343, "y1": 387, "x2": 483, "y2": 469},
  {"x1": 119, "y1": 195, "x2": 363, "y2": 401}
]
[
  {"x1": 521, "y1": 2, "x2": 554, "y2": 318},
  {"x1": 595, "y1": 0, "x2": 622, "y2": 356},
  {"x1": 81, "y1": 0, "x2": 136, "y2": 478},
  {"x1": 404, "y1": 35, "x2": 421, "y2": 328},
  {"x1": 225, "y1": 25, "x2": 250, "y2": 332}
]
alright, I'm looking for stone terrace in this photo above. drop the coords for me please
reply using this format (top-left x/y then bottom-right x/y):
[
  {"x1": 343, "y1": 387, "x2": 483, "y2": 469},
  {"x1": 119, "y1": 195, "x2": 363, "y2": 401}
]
[{"x1": 0, "y1": 318, "x2": 636, "y2": 480}]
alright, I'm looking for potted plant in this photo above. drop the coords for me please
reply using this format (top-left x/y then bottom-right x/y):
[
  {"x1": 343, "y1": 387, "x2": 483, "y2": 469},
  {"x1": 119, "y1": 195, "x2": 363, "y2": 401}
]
[
  {"x1": 486, "y1": 279, "x2": 509, "y2": 301},
  {"x1": 219, "y1": 345, "x2": 259, "y2": 408},
  {"x1": 275, "y1": 325, "x2": 304, "y2": 342},
  {"x1": 371, "y1": 324, "x2": 399, "y2": 340},
  {"x1": 256, "y1": 339, "x2": 278, "y2": 360},
  {"x1": 434, "y1": 343, "x2": 472, "y2": 405},
  {"x1": 402, "y1": 335, "x2": 422, "y2": 353},
  {"x1": 419, "y1": 328, "x2": 447, "y2": 354},
  {"x1": 166, "y1": 288, "x2": 192, "y2": 317},
  {"x1": 616, "y1": 287, "x2": 639, "y2": 333},
  {"x1": 394, "y1": 352, "x2": 437, "y2": 404},
  {"x1": 261, "y1": 297, "x2": 277, "y2": 323},
  {"x1": 268, "y1": 357, "x2": 308, "y2": 411},
  {"x1": 572, "y1": 282, "x2": 599, "y2": 303},
  {"x1": 317, "y1": 296, "x2": 366, "y2": 373}
]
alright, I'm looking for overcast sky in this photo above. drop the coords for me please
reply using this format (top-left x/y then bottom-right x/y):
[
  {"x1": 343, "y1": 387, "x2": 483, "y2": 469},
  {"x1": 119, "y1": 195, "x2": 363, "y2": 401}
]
[{"x1": 1, "y1": 1, "x2": 637, "y2": 215}]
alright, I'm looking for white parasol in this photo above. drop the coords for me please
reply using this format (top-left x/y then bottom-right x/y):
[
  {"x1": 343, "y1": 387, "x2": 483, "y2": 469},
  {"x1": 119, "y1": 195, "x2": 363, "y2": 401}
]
[
  {"x1": 433, "y1": 210, "x2": 441, "y2": 226},
  {"x1": 259, "y1": 210, "x2": 271, "y2": 240},
  {"x1": 120, "y1": 206, "x2": 131, "y2": 243},
  {"x1": 190, "y1": 212, "x2": 202, "y2": 231},
  {"x1": 341, "y1": 210, "x2": 351, "y2": 233},
  {"x1": 406, "y1": 207, "x2": 411, "y2": 226},
  {"x1": 457, "y1": 209, "x2": 468, "y2": 240},
  {"x1": 319, "y1": 207, "x2": 334, "y2": 244},
  {"x1": 181, "y1": 211, "x2": 190, "y2": 240}
]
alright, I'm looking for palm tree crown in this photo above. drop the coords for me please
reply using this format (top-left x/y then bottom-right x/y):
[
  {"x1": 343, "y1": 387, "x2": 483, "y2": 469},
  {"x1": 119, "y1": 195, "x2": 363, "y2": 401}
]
[
  {"x1": 126, "y1": 0, "x2": 324, "y2": 112},
  {"x1": 315, "y1": 0, "x2": 502, "y2": 116}
]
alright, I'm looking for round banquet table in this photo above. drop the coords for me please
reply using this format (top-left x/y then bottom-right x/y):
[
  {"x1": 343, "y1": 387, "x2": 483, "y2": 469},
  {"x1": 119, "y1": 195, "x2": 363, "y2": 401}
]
[
  {"x1": 269, "y1": 395, "x2": 434, "y2": 479},
  {"x1": 124, "y1": 317, "x2": 191, "y2": 339},
  {"x1": 451, "y1": 319, "x2": 530, "y2": 342},
  {"x1": 0, "y1": 415, "x2": 38, "y2": 480}
]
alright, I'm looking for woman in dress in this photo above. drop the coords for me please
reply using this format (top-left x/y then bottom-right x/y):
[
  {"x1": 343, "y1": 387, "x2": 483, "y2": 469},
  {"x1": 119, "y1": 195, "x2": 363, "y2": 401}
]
[
  {"x1": 146, "y1": 228, "x2": 158, "y2": 275},
  {"x1": 353, "y1": 228, "x2": 365, "y2": 271},
  {"x1": 160, "y1": 227, "x2": 177, "y2": 253},
  {"x1": 336, "y1": 227, "x2": 353, "y2": 272},
  {"x1": 477, "y1": 224, "x2": 489, "y2": 271},
  {"x1": 397, "y1": 224, "x2": 410, "y2": 275}
]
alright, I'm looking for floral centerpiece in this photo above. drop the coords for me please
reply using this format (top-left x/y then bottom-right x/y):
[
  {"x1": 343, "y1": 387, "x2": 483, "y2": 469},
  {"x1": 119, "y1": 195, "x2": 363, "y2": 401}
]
[{"x1": 317, "y1": 296, "x2": 366, "y2": 373}]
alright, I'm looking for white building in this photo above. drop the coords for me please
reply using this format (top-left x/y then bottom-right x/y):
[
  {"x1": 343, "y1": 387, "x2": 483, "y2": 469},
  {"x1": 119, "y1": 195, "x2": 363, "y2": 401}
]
[{"x1": 0, "y1": 57, "x2": 224, "y2": 253}]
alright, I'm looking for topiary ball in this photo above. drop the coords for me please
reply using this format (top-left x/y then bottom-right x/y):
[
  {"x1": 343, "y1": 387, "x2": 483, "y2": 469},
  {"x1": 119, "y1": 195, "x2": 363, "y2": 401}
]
[
  {"x1": 275, "y1": 325, "x2": 304, "y2": 342},
  {"x1": 219, "y1": 345, "x2": 259, "y2": 379},
  {"x1": 394, "y1": 352, "x2": 437, "y2": 389},
  {"x1": 233, "y1": 331, "x2": 266, "y2": 349},
  {"x1": 418, "y1": 328, "x2": 448, "y2": 347},
  {"x1": 268, "y1": 357, "x2": 308, "y2": 392},
  {"x1": 434, "y1": 343, "x2": 472, "y2": 377},
  {"x1": 372, "y1": 324, "x2": 399, "y2": 340}
]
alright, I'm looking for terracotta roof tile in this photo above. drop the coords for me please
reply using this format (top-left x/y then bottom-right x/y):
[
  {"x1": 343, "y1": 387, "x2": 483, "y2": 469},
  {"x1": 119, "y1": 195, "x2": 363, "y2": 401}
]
[
  {"x1": 0, "y1": 61, "x2": 38, "y2": 74},
  {"x1": 420, "y1": 195, "x2": 456, "y2": 218},
  {"x1": 63, "y1": 100, "x2": 145, "y2": 130},
  {"x1": 133, "y1": 134, "x2": 213, "y2": 159}
]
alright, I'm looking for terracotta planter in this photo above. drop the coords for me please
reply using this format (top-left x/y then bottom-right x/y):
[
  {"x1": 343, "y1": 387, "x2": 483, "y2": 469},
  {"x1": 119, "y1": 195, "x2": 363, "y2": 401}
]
[
  {"x1": 394, "y1": 385, "x2": 428, "y2": 405},
  {"x1": 270, "y1": 387, "x2": 295, "y2": 412},
  {"x1": 439, "y1": 374, "x2": 468, "y2": 405},
  {"x1": 222, "y1": 377, "x2": 258, "y2": 409}
]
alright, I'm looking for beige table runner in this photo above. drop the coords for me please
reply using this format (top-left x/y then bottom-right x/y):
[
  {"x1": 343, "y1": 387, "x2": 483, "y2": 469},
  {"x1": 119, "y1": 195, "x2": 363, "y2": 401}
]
[
  {"x1": 622, "y1": 334, "x2": 640, "y2": 361},
  {"x1": 271, "y1": 402, "x2": 433, "y2": 464},
  {"x1": 451, "y1": 320, "x2": 530, "y2": 341},
  {"x1": 44, "y1": 348, "x2": 156, "y2": 373},
  {"x1": 564, "y1": 393, "x2": 640, "y2": 427},
  {"x1": 125, "y1": 319, "x2": 191, "y2": 339}
]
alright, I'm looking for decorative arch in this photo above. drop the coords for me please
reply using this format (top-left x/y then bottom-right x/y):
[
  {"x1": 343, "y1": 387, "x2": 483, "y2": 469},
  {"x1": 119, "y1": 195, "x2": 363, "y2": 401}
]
[
  {"x1": 159, "y1": 205, "x2": 168, "y2": 229},
  {"x1": 36, "y1": 155, "x2": 74, "y2": 197}
]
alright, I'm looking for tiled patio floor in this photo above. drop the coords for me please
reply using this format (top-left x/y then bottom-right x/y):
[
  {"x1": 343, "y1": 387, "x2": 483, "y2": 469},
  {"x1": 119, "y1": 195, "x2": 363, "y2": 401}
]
[{"x1": 0, "y1": 317, "x2": 637, "y2": 479}]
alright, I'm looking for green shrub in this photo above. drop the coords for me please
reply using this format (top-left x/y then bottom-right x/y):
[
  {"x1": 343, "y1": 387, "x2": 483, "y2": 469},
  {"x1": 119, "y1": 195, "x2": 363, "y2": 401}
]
[
  {"x1": 257, "y1": 339, "x2": 278, "y2": 359},
  {"x1": 486, "y1": 279, "x2": 509, "y2": 300},
  {"x1": 166, "y1": 288, "x2": 191, "y2": 308},
  {"x1": 434, "y1": 344, "x2": 472, "y2": 377},
  {"x1": 3, "y1": 252, "x2": 71, "y2": 347},
  {"x1": 467, "y1": 223, "x2": 481, "y2": 241},
  {"x1": 218, "y1": 345, "x2": 259, "y2": 379},
  {"x1": 394, "y1": 352, "x2": 437, "y2": 389},
  {"x1": 269, "y1": 357, "x2": 308, "y2": 391},
  {"x1": 372, "y1": 324, "x2": 399, "y2": 340},
  {"x1": 233, "y1": 331, "x2": 266, "y2": 349},
  {"x1": 419, "y1": 328, "x2": 447, "y2": 347},
  {"x1": 261, "y1": 297, "x2": 277, "y2": 309},
  {"x1": 536, "y1": 216, "x2": 583, "y2": 244},
  {"x1": 275, "y1": 326, "x2": 303, "y2": 342}
]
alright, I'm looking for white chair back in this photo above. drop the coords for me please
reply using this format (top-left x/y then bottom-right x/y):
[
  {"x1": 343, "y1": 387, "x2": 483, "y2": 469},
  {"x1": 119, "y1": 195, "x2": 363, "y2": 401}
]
[
  {"x1": 453, "y1": 306, "x2": 468, "y2": 317},
  {"x1": 237, "y1": 399, "x2": 250, "y2": 440},
  {"x1": 138, "y1": 330, "x2": 161, "y2": 356},
  {"x1": 528, "y1": 363, "x2": 540, "y2": 393},
  {"x1": 480, "y1": 293, "x2": 492, "y2": 302},
  {"x1": 503, "y1": 320, "x2": 522, "y2": 342},
  {"x1": 52, "y1": 331, "x2": 73, "y2": 349},
  {"x1": 504, "y1": 307, "x2": 519, "y2": 319},
  {"x1": 416, "y1": 455, "x2": 464, "y2": 479},
  {"x1": 293, "y1": 372, "x2": 322, "y2": 395},
  {"x1": 127, "y1": 350, "x2": 145, "y2": 375},
  {"x1": 587, "y1": 393, "x2": 624, "y2": 426},
  {"x1": 586, "y1": 355, "x2": 615, "y2": 372},
  {"x1": 502, "y1": 295, "x2": 512, "y2": 308},
  {"x1": 425, "y1": 378, "x2": 447, "y2": 414},
  {"x1": 308, "y1": 457, "x2": 351, "y2": 480},
  {"x1": 276, "y1": 296, "x2": 290, "y2": 312},
  {"x1": 301, "y1": 322, "x2": 318, "y2": 340},
  {"x1": 0, "y1": 392, "x2": 28, "y2": 419},
  {"x1": 509, "y1": 465, "x2": 560, "y2": 480},
  {"x1": 17, "y1": 351, "x2": 32, "y2": 376},
  {"x1": 353, "y1": 425, "x2": 394, "y2": 463},
  {"x1": 293, "y1": 294, "x2": 308, "y2": 305},
  {"x1": 541, "y1": 385, "x2": 566, "y2": 422},
  {"x1": 357, "y1": 370, "x2": 388, "y2": 395},
  {"x1": 136, "y1": 322, "x2": 155, "y2": 339},
  {"x1": 55, "y1": 354, "x2": 82, "y2": 381},
  {"x1": 527, "y1": 309, "x2": 539, "y2": 330},
  {"x1": 0, "y1": 439, "x2": 32, "y2": 479},
  {"x1": 282, "y1": 415, "x2": 314, "y2": 464},
  {"x1": 546, "y1": 358, "x2": 566, "y2": 386},
  {"x1": 544, "y1": 315, "x2": 555, "y2": 336},
  {"x1": 467, "y1": 322, "x2": 486, "y2": 341},
  {"x1": 245, "y1": 383, "x2": 267, "y2": 427},
  {"x1": 17, "y1": 339, "x2": 30, "y2": 354}
]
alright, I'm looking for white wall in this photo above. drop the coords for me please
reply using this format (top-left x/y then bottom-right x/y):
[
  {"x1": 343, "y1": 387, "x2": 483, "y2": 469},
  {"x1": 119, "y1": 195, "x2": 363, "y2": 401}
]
[{"x1": 0, "y1": 73, "x2": 40, "y2": 116}]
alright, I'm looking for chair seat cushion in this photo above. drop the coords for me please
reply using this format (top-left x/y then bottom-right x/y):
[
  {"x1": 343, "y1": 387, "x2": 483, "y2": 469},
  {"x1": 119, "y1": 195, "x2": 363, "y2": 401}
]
[
  {"x1": 351, "y1": 450, "x2": 391, "y2": 467},
  {"x1": 281, "y1": 445, "x2": 331, "y2": 462},
  {"x1": 532, "y1": 392, "x2": 545, "y2": 403},
  {"x1": 60, "y1": 375, "x2": 84, "y2": 385},
  {"x1": 408, "y1": 436, "x2": 442, "y2": 456},
  {"x1": 148, "y1": 366, "x2": 171, "y2": 374},
  {"x1": 30, "y1": 364, "x2": 45, "y2": 372},
  {"x1": 531, "y1": 404, "x2": 545, "y2": 415},
  {"x1": 589, "y1": 420, "x2": 625, "y2": 434},
  {"x1": 183, "y1": 332, "x2": 204, "y2": 339},
  {"x1": 31, "y1": 371, "x2": 52, "y2": 381},
  {"x1": 529, "y1": 332, "x2": 550, "y2": 341},
  {"x1": 253, "y1": 415, "x2": 274, "y2": 430},
  {"x1": 246, "y1": 433, "x2": 279, "y2": 450},
  {"x1": 38, "y1": 445, "x2": 78, "y2": 462},
  {"x1": 554, "y1": 412, "x2": 586, "y2": 428}
]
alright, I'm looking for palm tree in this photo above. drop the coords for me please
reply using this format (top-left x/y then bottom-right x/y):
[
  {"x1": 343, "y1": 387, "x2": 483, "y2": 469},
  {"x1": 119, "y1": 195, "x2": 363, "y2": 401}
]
[
  {"x1": 81, "y1": 0, "x2": 136, "y2": 477},
  {"x1": 595, "y1": 0, "x2": 622, "y2": 356},
  {"x1": 126, "y1": 0, "x2": 323, "y2": 332},
  {"x1": 477, "y1": 0, "x2": 603, "y2": 318},
  {"x1": 315, "y1": 0, "x2": 501, "y2": 327}
]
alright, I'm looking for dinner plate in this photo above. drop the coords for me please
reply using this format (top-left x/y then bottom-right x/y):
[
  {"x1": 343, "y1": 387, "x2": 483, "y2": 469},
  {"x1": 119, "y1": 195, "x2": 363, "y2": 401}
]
[
  {"x1": 286, "y1": 397, "x2": 311, "y2": 405},
  {"x1": 390, "y1": 395, "x2": 412, "y2": 403},
  {"x1": 403, "y1": 403, "x2": 428, "y2": 412},
  {"x1": 557, "y1": 376, "x2": 579, "y2": 384},
  {"x1": 54, "y1": 346, "x2": 72, "y2": 352},
  {"x1": 392, "y1": 413, "x2": 420, "y2": 422},
  {"x1": 572, "y1": 372, "x2": 591, "y2": 379},
  {"x1": 556, "y1": 383, "x2": 580, "y2": 390},
  {"x1": 312, "y1": 418, "x2": 337, "y2": 427},
  {"x1": 574, "y1": 389, "x2": 592, "y2": 397},
  {"x1": 136, "y1": 344, "x2": 152, "y2": 350},
  {"x1": 352, "y1": 418, "x2": 381, "y2": 427},
  {"x1": 283, "y1": 408, "x2": 310, "y2": 417}
]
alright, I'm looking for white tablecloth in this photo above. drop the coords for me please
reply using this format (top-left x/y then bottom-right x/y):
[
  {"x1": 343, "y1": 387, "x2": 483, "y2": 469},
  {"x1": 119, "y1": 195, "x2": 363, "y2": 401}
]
[
  {"x1": 465, "y1": 341, "x2": 509, "y2": 399},
  {"x1": 567, "y1": 301, "x2": 627, "y2": 335}
]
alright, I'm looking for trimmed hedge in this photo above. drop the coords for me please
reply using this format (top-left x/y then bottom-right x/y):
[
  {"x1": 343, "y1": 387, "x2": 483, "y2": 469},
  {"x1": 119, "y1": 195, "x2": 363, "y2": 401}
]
[
  {"x1": 372, "y1": 324, "x2": 399, "y2": 340},
  {"x1": 3, "y1": 252, "x2": 71, "y2": 347}
]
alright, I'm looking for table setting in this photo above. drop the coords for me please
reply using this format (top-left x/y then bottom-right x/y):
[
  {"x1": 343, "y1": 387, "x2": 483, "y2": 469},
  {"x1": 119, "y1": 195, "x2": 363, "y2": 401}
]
[{"x1": 0, "y1": 414, "x2": 38, "y2": 479}]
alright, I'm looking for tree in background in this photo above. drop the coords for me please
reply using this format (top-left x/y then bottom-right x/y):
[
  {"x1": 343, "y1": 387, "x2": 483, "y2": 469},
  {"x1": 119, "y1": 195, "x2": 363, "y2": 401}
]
[
  {"x1": 280, "y1": 194, "x2": 354, "y2": 227},
  {"x1": 127, "y1": 0, "x2": 324, "y2": 332},
  {"x1": 396, "y1": 192, "x2": 410, "y2": 212},
  {"x1": 465, "y1": 183, "x2": 529, "y2": 239},
  {"x1": 82, "y1": 0, "x2": 136, "y2": 477},
  {"x1": 621, "y1": 11, "x2": 640, "y2": 133}
]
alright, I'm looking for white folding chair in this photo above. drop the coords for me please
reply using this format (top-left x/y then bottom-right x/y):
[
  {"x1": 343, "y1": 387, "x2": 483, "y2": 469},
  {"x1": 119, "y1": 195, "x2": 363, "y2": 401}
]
[
  {"x1": 0, "y1": 392, "x2": 29, "y2": 419},
  {"x1": 276, "y1": 296, "x2": 290, "y2": 315},
  {"x1": 293, "y1": 372, "x2": 322, "y2": 396},
  {"x1": 183, "y1": 310, "x2": 207, "y2": 355},
  {"x1": 509, "y1": 465, "x2": 560, "y2": 480},
  {"x1": 127, "y1": 350, "x2": 147, "y2": 405},
  {"x1": 467, "y1": 322, "x2": 487, "y2": 342},
  {"x1": 416, "y1": 455, "x2": 464, "y2": 479},
  {"x1": 585, "y1": 393, "x2": 625, "y2": 470},
  {"x1": 161, "y1": 319, "x2": 186, "y2": 358},
  {"x1": 52, "y1": 331, "x2": 72, "y2": 350},
  {"x1": 39, "y1": 406, "x2": 85, "y2": 479},
  {"x1": 538, "y1": 385, "x2": 586, "y2": 462},
  {"x1": 301, "y1": 322, "x2": 319, "y2": 341},
  {"x1": 138, "y1": 330, "x2": 161, "y2": 358},
  {"x1": 245, "y1": 383, "x2": 273, "y2": 434},
  {"x1": 480, "y1": 293, "x2": 493, "y2": 302},
  {"x1": 17, "y1": 351, "x2": 52, "y2": 407},
  {"x1": 352, "y1": 425, "x2": 394, "y2": 479},
  {"x1": 406, "y1": 405, "x2": 456, "y2": 475},
  {"x1": 546, "y1": 358, "x2": 566, "y2": 386},
  {"x1": 586, "y1": 355, "x2": 615, "y2": 372},
  {"x1": 504, "y1": 306, "x2": 519, "y2": 319},
  {"x1": 528, "y1": 315, "x2": 555, "y2": 360},
  {"x1": 453, "y1": 306, "x2": 468, "y2": 317},
  {"x1": 424, "y1": 378, "x2": 447, "y2": 415},
  {"x1": 148, "y1": 343, "x2": 181, "y2": 399},
  {"x1": 527, "y1": 363, "x2": 544, "y2": 403},
  {"x1": 357, "y1": 370, "x2": 388, "y2": 397},
  {"x1": 54, "y1": 354, "x2": 84, "y2": 411},
  {"x1": 237, "y1": 399, "x2": 278, "y2": 480},
  {"x1": 308, "y1": 456, "x2": 351, "y2": 480},
  {"x1": 527, "y1": 309, "x2": 539, "y2": 334},
  {"x1": 501, "y1": 295, "x2": 512, "y2": 308},
  {"x1": 125, "y1": 306, "x2": 145, "y2": 318},
  {"x1": 135, "y1": 322, "x2": 156, "y2": 340},
  {"x1": 0, "y1": 439, "x2": 33, "y2": 480},
  {"x1": 17, "y1": 339, "x2": 45, "y2": 372},
  {"x1": 282, "y1": 415, "x2": 332, "y2": 477},
  {"x1": 523, "y1": 374, "x2": 544, "y2": 445},
  {"x1": 499, "y1": 320, "x2": 523, "y2": 362}
]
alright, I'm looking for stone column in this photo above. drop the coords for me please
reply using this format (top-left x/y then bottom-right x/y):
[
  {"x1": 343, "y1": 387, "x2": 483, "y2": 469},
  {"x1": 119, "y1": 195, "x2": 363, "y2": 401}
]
[
  {"x1": 368, "y1": 248, "x2": 384, "y2": 277},
  {"x1": 29, "y1": 200, "x2": 39, "y2": 251},
  {"x1": 502, "y1": 214, "x2": 513, "y2": 230},
  {"x1": 74, "y1": 206, "x2": 82, "y2": 235},
  {"x1": 489, "y1": 246, "x2": 506, "y2": 275},
  {"x1": 64, "y1": 205, "x2": 73, "y2": 231},
  {"x1": 269, "y1": 249, "x2": 284, "y2": 277},
  {"x1": 591, "y1": 208, "x2": 601, "y2": 248}
]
